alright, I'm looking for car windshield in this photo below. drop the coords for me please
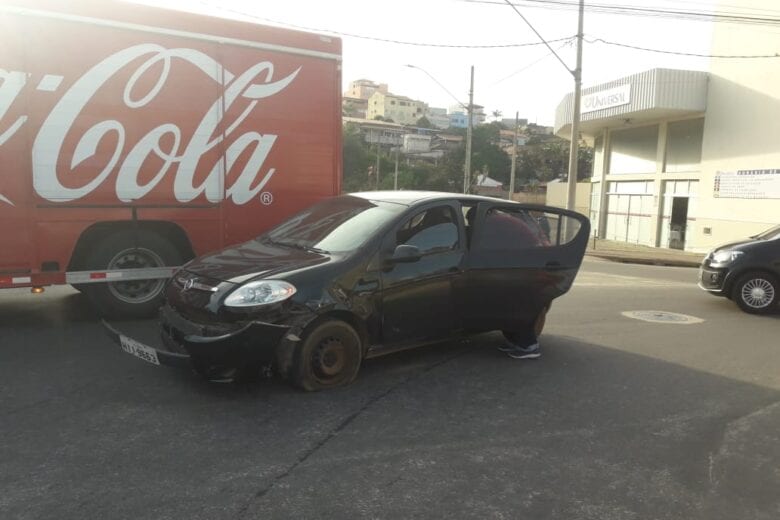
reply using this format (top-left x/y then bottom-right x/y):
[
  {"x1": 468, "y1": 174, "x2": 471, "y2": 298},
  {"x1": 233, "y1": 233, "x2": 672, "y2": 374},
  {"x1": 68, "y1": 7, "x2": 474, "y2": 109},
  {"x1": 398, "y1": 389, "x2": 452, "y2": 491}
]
[
  {"x1": 753, "y1": 225, "x2": 780, "y2": 241},
  {"x1": 262, "y1": 196, "x2": 406, "y2": 253}
]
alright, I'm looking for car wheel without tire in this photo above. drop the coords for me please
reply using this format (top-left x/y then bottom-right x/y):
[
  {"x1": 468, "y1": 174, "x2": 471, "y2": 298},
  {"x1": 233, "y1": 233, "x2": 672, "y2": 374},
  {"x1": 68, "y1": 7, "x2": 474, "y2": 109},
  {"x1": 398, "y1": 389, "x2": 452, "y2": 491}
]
[
  {"x1": 83, "y1": 230, "x2": 182, "y2": 319},
  {"x1": 293, "y1": 319, "x2": 363, "y2": 391},
  {"x1": 732, "y1": 272, "x2": 779, "y2": 314}
]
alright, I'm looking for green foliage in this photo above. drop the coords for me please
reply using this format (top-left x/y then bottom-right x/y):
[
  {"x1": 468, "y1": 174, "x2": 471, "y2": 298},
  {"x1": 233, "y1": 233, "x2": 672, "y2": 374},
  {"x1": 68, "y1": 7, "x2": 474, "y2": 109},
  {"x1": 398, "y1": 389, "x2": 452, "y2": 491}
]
[
  {"x1": 341, "y1": 122, "x2": 593, "y2": 195},
  {"x1": 342, "y1": 124, "x2": 374, "y2": 192},
  {"x1": 515, "y1": 138, "x2": 593, "y2": 186},
  {"x1": 415, "y1": 116, "x2": 434, "y2": 129}
]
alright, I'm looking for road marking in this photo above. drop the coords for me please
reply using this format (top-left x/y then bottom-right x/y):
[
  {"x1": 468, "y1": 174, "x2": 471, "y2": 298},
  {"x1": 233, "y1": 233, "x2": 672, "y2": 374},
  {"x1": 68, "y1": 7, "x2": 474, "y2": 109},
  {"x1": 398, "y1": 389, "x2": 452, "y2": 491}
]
[{"x1": 621, "y1": 310, "x2": 704, "y2": 324}]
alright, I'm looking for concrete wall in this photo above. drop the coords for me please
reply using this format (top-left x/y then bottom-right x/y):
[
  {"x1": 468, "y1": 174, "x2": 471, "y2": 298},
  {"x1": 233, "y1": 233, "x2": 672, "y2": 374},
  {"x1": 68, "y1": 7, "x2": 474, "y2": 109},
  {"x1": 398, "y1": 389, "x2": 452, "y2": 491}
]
[
  {"x1": 545, "y1": 182, "x2": 592, "y2": 217},
  {"x1": 694, "y1": 0, "x2": 780, "y2": 250},
  {"x1": 511, "y1": 192, "x2": 546, "y2": 205}
]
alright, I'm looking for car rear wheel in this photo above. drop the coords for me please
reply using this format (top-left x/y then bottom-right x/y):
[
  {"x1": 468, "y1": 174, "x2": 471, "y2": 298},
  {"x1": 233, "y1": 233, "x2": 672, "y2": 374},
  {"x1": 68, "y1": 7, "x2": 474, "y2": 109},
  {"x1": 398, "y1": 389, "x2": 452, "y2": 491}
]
[
  {"x1": 732, "y1": 272, "x2": 779, "y2": 314},
  {"x1": 293, "y1": 319, "x2": 362, "y2": 391}
]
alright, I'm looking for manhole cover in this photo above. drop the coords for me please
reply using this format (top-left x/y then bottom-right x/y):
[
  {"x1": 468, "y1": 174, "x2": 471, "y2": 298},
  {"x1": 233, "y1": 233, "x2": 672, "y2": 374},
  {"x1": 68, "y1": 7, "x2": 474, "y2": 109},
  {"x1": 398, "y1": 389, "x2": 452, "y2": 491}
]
[{"x1": 621, "y1": 310, "x2": 704, "y2": 324}]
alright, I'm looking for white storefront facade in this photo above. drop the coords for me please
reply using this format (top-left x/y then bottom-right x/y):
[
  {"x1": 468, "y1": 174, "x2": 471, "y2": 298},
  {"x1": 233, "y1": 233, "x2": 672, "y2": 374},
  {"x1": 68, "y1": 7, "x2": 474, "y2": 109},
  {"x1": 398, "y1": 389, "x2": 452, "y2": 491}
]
[{"x1": 555, "y1": 4, "x2": 780, "y2": 253}]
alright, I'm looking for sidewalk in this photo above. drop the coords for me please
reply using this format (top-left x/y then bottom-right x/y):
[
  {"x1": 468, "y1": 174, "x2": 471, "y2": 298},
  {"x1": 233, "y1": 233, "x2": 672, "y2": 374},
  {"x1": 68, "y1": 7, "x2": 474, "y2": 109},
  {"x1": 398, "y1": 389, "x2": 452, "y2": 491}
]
[{"x1": 585, "y1": 238, "x2": 705, "y2": 268}]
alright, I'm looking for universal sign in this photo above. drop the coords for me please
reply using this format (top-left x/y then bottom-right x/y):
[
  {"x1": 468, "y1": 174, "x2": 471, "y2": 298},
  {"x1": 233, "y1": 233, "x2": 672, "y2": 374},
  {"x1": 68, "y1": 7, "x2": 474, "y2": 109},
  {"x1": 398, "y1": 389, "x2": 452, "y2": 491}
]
[{"x1": 581, "y1": 84, "x2": 631, "y2": 114}]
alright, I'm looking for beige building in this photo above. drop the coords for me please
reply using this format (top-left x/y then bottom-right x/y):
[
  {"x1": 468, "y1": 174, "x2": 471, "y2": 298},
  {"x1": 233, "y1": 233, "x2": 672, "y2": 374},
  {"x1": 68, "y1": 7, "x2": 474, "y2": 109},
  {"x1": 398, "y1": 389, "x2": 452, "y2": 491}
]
[
  {"x1": 366, "y1": 91, "x2": 427, "y2": 126},
  {"x1": 345, "y1": 79, "x2": 388, "y2": 100},
  {"x1": 554, "y1": 2, "x2": 780, "y2": 253}
]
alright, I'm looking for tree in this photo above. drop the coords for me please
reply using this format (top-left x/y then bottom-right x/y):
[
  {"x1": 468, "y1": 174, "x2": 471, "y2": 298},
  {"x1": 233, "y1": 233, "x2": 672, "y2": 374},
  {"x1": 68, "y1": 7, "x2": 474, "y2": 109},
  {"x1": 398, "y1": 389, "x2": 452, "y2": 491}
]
[
  {"x1": 515, "y1": 137, "x2": 593, "y2": 186},
  {"x1": 342, "y1": 123, "x2": 374, "y2": 192},
  {"x1": 491, "y1": 109, "x2": 502, "y2": 122},
  {"x1": 415, "y1": 116, "x2": 434, "y2": 129}
]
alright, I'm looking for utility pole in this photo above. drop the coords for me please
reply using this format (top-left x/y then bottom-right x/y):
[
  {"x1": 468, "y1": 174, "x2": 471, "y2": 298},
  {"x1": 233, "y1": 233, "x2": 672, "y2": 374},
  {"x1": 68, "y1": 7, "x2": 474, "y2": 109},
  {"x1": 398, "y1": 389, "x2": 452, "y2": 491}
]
[
  {"x1": 375, "y1": 142, "x2": 381, "y2": 190},
  {"x1": 565, "y1": 0, "x2": 584, "y2": 212},
  {"x1": 464, "y1": 65, "x2": 474, "y2": 194},
  {"x1": 508, "y1": 111, "x2": 519, "y2": 200},
  {"x1": 404, "y1": 64, "x2": 474, "y2": 194},
  {"x1": 501, "y1": 0, "x2": 584, "y2": 212},
  {"x1": 394, "y1": 146, "x2": 399, "y2": 190}
]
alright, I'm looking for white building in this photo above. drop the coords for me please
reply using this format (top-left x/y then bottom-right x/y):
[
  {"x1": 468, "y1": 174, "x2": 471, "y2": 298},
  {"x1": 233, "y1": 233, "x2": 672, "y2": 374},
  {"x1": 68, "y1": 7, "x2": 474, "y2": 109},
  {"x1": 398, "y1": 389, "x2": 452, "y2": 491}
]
[
  {"x1": 554, "y1": 1, "x2": 780, "y2": 252},
  {"x1": 425, "y1": 107, "x2": 450, "y2": 129},
  {"x1": 366, "y1": 91, "x2": 427, "y2": 126}
]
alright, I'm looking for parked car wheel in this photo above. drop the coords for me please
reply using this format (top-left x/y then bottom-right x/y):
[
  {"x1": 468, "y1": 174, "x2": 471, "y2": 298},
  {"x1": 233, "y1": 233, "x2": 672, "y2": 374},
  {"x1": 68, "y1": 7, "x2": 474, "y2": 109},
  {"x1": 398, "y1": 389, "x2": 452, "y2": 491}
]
[
  {"x1": 293, "y1": 319, "x2": 363, "y2": 391},
  {"x1": 83, "y1": 230, "x2": 182, "y2": 319},
  {"x1": 732, "y1": 272, "x2": 779, "y2": 314}
]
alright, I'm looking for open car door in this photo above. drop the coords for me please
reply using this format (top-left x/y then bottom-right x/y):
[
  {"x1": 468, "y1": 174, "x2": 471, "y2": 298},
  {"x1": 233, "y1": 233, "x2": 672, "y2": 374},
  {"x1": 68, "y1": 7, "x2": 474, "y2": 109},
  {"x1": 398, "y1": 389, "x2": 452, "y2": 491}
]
[{"x1": 459, "y1": 202, "x2": 590, "y2": 333}]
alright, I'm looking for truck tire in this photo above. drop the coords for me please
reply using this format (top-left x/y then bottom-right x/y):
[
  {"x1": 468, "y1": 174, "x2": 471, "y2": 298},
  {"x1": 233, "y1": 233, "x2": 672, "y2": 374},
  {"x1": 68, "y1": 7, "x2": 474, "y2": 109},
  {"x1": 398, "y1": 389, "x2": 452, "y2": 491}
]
[{"x1": 83, "y1": 230, "x2": 182, "y2": 319}]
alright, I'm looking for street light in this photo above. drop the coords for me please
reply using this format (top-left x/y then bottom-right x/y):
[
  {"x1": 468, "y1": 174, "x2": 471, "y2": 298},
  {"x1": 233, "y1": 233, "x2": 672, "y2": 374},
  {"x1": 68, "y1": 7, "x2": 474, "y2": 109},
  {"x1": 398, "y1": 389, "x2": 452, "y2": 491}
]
[{"x1": 405, "y1": 64, "x2": 474, "y2": 194}]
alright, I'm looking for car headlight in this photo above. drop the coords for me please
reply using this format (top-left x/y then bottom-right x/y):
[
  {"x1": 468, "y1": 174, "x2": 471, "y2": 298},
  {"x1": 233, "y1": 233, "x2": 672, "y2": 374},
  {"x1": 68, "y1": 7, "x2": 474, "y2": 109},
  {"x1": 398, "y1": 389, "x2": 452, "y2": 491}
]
[
  {"x1": 224, "y1": 280, "x2": 296, "y2": 307},
  {"x1": 711, "y1": 250, "x2": 744, "y2": 264}
]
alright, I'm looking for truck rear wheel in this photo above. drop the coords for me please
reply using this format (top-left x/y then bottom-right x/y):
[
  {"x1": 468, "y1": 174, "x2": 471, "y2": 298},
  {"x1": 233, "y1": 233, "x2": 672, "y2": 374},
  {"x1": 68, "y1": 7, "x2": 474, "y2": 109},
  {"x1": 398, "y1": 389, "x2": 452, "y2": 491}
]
[{"x1": 83, "y1": 230, "x2": 182, "y2": 319}]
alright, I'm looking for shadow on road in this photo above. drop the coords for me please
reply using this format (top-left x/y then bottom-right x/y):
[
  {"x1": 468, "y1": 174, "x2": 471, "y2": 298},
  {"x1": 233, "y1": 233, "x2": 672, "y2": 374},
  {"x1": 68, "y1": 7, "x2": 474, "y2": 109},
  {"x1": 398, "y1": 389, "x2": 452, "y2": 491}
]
[{"x1": 3, "y1": 289, "x2": 780, "y2": 520}]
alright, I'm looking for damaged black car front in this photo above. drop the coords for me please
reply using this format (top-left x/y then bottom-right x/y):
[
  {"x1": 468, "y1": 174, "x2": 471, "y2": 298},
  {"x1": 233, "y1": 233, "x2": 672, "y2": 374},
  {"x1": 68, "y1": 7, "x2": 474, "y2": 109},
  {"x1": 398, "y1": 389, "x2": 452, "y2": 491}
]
[{"x1": 105, "y1": 195, "x2": 406, "y2": 387}]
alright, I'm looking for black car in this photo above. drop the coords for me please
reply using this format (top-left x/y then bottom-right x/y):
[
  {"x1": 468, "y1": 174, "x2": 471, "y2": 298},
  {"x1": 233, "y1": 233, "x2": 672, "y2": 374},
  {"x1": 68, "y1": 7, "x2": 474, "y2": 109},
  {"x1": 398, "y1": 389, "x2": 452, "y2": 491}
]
[
  {"x1": 106, "y1": 192, "x2": 590, "y2": 390},
  {"x1": 698, "y1": 224, "x2": 780, "y2": 314}
]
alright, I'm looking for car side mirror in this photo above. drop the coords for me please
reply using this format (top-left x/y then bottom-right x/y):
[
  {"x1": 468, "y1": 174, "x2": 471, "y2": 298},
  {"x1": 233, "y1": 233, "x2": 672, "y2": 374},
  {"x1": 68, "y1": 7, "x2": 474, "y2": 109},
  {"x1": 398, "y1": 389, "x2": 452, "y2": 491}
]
[{"x1": 388, "y1": 244, "x2": 422, "y2": 264}]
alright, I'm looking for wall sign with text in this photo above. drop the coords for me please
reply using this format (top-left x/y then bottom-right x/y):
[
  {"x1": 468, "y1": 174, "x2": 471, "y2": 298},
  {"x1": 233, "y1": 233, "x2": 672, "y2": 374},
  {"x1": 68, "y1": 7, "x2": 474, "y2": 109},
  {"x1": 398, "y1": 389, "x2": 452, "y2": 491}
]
[
  {"x1": 581, "y1": 84, "x2": 631, "y2": 114},
  {"x1": 714, "y1": 169, "x2": 780, "y2": 199}
]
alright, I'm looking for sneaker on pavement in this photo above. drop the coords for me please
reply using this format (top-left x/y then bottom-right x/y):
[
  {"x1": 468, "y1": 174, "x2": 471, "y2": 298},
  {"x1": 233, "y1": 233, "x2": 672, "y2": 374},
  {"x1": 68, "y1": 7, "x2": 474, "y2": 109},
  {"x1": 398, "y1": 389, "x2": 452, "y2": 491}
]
[{"x1": 506, "y1": 343, "x2": 541, "y2": 359}]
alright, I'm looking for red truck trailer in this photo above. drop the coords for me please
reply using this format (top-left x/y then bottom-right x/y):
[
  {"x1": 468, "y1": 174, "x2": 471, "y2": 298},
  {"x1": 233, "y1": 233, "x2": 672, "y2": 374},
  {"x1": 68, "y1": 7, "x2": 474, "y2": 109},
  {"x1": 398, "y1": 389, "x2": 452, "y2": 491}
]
[{"x1": 0, "y1": 0, "x2": 342, "y2": 317}]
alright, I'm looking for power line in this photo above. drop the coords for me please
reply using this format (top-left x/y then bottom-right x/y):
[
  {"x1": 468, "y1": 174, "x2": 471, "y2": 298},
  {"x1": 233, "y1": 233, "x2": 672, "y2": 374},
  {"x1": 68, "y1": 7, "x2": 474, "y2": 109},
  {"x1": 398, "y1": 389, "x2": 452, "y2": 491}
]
[
  {"x1": 487, "y1": 39, "x2": 575, "y2": 87},
  {"x1": 195, "y1": 1, "x2": 780, "y2": 60},
  {"x1": 586, "y1": 37, "x2": 780, "y2": 58},
  {"x1": 464, "y1": 0, "x2": 780, "y2": 26},
  {"x1": 198, "y1": 2, "x2": 573, "y2": 49},
  {"x1": 501, "y1": 0, "x2": 575, "y2": 75}
]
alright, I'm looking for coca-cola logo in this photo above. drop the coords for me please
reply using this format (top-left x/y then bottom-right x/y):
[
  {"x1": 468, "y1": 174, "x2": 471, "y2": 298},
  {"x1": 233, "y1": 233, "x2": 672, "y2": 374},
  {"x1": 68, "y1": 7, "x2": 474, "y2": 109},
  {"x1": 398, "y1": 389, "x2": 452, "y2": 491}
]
[{"x1": 0, "y1": 44, "x2": 301, "y2": 206}]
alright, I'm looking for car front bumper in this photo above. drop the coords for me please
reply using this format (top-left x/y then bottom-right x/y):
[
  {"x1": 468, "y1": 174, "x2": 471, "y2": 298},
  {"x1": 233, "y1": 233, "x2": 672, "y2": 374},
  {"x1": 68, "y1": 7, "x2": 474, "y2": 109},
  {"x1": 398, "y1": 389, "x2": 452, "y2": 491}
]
[
  {"x1": 698, "y1": 265, "x2": 729, "y2": 294},
  {"x1": 104, "y1": 305, "x2": 294, "y2": 381}
]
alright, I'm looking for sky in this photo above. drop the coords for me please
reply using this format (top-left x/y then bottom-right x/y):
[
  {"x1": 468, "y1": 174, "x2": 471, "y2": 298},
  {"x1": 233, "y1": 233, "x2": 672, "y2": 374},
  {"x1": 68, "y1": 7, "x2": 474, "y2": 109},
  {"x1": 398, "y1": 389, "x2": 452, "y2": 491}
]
[{"x1": 123, "y1": 0, "x2": 768, "y2": 127}]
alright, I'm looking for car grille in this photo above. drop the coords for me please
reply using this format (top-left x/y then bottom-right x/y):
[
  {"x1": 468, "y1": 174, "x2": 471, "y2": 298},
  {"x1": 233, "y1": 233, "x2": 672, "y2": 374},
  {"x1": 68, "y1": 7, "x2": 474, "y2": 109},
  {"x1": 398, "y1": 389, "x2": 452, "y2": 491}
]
[{"x1": 167, "y1": 271, "x2": 223, "y2": 310}]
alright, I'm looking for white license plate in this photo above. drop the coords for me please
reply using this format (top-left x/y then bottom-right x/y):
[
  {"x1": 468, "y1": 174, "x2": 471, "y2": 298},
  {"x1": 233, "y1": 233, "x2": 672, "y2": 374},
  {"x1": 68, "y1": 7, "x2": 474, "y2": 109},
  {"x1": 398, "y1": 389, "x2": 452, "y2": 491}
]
[{"x1": 120, "y1": 335, "x2": 160, "y2": 366}]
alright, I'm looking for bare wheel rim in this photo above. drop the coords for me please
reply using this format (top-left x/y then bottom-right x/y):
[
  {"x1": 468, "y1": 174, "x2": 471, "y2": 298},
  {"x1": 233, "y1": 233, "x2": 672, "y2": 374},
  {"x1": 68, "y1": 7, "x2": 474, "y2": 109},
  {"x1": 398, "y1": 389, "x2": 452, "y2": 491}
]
[
  {"x1": 740, "y1": 278, "x2": 775, "y2": 309},
  {"x1": 106, "y1": 247, "x2": 166, "y2": 304},
  {"x1": 311, "y1": 336, "x2": 348, "y2": 381}
]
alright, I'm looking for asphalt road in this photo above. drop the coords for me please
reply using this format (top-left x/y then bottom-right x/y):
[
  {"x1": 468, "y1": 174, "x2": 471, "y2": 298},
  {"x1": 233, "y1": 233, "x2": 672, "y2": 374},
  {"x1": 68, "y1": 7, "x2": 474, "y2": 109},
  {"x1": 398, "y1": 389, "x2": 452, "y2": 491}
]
[{"x1": 2, "y1": 258, "x2": 779, "y2": 520}]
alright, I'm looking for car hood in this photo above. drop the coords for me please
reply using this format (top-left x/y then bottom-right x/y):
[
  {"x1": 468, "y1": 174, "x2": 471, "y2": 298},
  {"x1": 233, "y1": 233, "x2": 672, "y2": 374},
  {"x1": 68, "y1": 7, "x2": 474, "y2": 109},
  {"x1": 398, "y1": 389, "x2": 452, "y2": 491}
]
[
  {"x1": 712, "y1": 237, "x2": 760, "y2": 253},
  {"x1": 181, "y1": 239, "x2": 330, "y2": 284},
  {"x1": 710, "y1": 238, "x2": 773, "y2": 254}
]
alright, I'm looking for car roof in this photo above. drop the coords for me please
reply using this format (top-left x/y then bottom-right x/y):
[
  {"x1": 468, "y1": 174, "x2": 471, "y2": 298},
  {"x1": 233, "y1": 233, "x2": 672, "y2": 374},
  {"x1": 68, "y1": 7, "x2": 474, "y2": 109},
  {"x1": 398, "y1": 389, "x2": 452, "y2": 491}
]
[{"x1": 349, "y1": 190, "x2": 503, "y2": 206}]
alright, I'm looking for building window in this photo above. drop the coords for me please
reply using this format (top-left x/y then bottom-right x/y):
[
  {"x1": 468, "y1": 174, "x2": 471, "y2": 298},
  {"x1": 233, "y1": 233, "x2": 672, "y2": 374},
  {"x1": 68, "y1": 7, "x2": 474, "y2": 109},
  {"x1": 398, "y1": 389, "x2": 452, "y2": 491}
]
[
  {"x1": 391, "y1": 100, "x2": 396, "y2": 105},
  {"x1": 608, "y1": 124, "x2": 659, "y2": 174},
  {"x1": 665, "y1": 118, "x2": 704, "y2": 173}
]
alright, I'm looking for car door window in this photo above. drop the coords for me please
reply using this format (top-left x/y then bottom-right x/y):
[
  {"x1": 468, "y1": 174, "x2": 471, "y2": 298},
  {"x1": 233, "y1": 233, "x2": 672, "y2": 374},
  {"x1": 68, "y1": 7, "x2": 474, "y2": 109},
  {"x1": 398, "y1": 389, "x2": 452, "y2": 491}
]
[
  {"x1": 396, "y1": 206, "x2": 459, "y2": 254},
  {"x1": 480, "y1": 208, "x2": 551, "y2": 250}
]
